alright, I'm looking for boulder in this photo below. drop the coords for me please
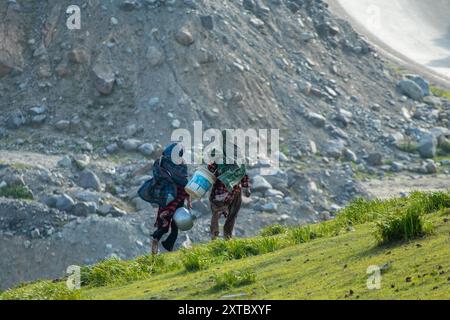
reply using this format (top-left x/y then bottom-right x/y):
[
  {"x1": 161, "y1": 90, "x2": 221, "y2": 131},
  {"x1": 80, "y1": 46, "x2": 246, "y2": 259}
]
[
  {"x1": 405, "y1": 75, "x2": 430, "y2": 96},
  {"x1": 366, "y1": 153, "x2": 383, "y2": 167},
  {"x1": 57, "y1": 155, "x2": 73, "y2": 168},
  {"x1": 106, "y1": 143, "x2": 119, "y2": 154},
  {"x1": 417, "y1": 134, "x2": 437, "y2": 159},
  {"x1": 138, "y1": 143, "x2": 155, "y2": 156},
  {"x1": 55, "y1": 194, "x2": 75, "y2": 211},
  {"x1": 72, "y1": 202, "x2": 97, "y2": 217},
  {"x1": 324, "y1": 140, "x2": 345, "y2": 159},
  {"x1": 77, "y1": 169, "x2": 102, "y2": 191},
  {"x1": 343, "y1": 148, "x2": 357, "y2": 162},
  {"x1": 397, "y1": 79, "x2": 424, "y2": 101},
  {"x1": 252, "y1": 175, "x2": 272, "y2": 192},
  {"x1": 423, "y1": 160, "x2": 438, "y2": 174},
  {"x1": 123, "y1": 139, "x2": 142, "y2": 151},
  {"x1": 307, "y1": 112, "x2": 326, "y2": 127}
]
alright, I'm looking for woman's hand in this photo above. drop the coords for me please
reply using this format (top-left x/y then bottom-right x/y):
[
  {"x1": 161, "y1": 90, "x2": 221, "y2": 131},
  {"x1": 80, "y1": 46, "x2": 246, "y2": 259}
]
[{"x1": 187, "y1": 197, "x2": 193, "y2": 209}]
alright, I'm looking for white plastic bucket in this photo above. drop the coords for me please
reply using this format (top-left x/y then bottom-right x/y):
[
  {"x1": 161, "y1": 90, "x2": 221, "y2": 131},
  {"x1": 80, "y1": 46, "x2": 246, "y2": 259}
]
[{"x1": 185, "y1": 167, "x2": 216, "y2": 199}]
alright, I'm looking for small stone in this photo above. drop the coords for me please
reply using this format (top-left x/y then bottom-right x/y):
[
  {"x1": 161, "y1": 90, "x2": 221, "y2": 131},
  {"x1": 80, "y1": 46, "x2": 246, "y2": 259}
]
[
  {"x1": 6, "y1": 112, "x2": 26, "y2": 129},
  {"x1": 110, "y1": 206, "x2": 127, "y2": 217},
  {"x1": 307, "y1": 112, "x2": 326, "y2": 127},
  {"x1": 249, "y1": 17, "x2": 265, "y2": 29},
  {"x1": 200, "y1": 15, "x2": 214, "y2": 30},
  {"x1": 29, "y1": 106, "x2": 46, "y2": 115},
  {"x1": 98, "y1": 204, "x2": 113, "y2": 216},
  {"x1": 148, "y1": 97, "x2": 160, "y2": 108},
  {"x1": 55, "y1": 120, "x2": 71, "y2": 131},
  {"x1": 423, "y1": 160, "x2": 438, "y2": 174},
  {"x1": 67, "y1": 49, "x2": 90, "y2": 64},
  {"x1": 57, "y1": 155, "x2": 73, "y2": 168},
  {"x1": 106, "y1": 143, "x2": 119, "y2": 154},
  {"x1": 172, "y1": 119, "x2": 181, "y2": 128},
  {"x1": 261, "y1": 202, "x2": 278, "y2": 213},
  {"x1": 147, "y1": 46, "x2": 164, "y2": 67},
  {"x1": 23, "y1": 240, "x2": 31, "y2": 249},
  {"x1": 175, "y1": 27, "x2": 194, "y2": 46},
  {"x1": 366, "y1": 153, "x2": 383, "y2": 167},
  {"x1": 138, "y1": 143, "x2": 155, "y2": 156},
  {"x1": 31, "y1": 228, "x2": 41, "y2": 239},
  {"x1": 92, "y1": 63, "x2": 115, "y2": 95},
  {"x1": 72, "y1": 202, "x2": 97, "y2": 217}
]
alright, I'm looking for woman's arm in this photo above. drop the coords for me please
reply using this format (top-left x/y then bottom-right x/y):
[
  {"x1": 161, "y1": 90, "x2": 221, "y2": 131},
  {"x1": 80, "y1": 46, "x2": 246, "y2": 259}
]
[{"x1": 241, "y1": 175, "x2": 251, "y2": 197}]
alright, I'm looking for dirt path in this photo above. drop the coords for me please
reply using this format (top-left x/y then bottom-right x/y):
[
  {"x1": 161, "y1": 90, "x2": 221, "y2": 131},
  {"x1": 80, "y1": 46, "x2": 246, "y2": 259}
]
[
  {"x1": 361, "y1": 174, "x2": 450, "y2": 199},
  {"x1": 0, "y1": 150, "x2": 62, "y2": 169},
  {"x1": 0, "y1": 150, "x2": 116, "y2": 171}
]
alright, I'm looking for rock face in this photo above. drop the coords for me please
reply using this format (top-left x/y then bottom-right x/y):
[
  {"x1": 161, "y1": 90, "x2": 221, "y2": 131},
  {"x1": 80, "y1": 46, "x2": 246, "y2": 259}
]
[
  {"x1": 77, "y1": 169, "x2": 102, "y2": 191},
  {"x1": 0, "y1": 2, "x2": 24, "y2": 77}
]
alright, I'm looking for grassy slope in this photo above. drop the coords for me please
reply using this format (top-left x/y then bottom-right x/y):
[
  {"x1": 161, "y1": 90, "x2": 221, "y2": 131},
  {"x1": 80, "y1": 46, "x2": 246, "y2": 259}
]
[
  {"x1": 2, "y1": 193, "x2": 449, "y2": 300},
  {"x1": 88, "y1": 215, "x2": 449, "y2": 300}
]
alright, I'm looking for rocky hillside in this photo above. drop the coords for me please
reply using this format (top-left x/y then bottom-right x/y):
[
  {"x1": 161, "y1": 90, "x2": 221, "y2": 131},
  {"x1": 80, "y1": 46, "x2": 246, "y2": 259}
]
[{"x1": 1, "y1": 0, "x2": 449, "y2": 290}]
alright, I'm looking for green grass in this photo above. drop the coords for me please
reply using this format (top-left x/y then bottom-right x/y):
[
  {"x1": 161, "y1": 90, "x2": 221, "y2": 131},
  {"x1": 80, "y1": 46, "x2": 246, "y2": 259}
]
[
  {"x1": 259, "y1": 224, "x2": 288, "y2": 237},
  {"x1": 1, "y1": 191, "x2": 449, "y2": 300},
  {"x1": 431, "y1": 86, "x2": 450, "y2": 100},
  {"x1": 80, "y1": 255, "x2": 172, "y2": 287},
  {"x1": 0, "y1": 185, "x2": 34, "y2": 200},
  {"x1": 212, "y1": 270, "x2": 256, "y2": 291},
  {"x1": 438, "y1": 140, "x2": 450, "y2": 155},
  {"x1": 397, "y1": 141, "x2": 418, "y2": 154},
  {"x1": 0, "y1": 281, "x2": 81, "y2": 300},
  {"x1": 10, "y1": 162, "x2": 36, "y2": 170}
]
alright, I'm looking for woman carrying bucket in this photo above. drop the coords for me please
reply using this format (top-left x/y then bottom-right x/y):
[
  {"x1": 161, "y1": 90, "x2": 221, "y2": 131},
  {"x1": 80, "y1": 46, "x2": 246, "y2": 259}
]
[
  {"x1": 133, "y1": 143, "x2": 191, "y2": 254},
  {"x1": 184, "y1": 132, "x2": 250, "y2": 240},
  {"x1": 207, "y1": 161, "x2": 250, "y2": 240},
  {"x1": 206, "y1": 132, "x2": 251, "y2": 240}
]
